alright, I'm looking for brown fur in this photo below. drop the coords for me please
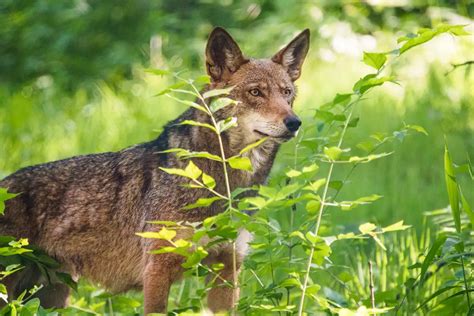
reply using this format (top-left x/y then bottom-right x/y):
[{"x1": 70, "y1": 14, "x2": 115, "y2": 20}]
[{"x1": 0, "y1": 27, "x2": 309, "y2": 313}]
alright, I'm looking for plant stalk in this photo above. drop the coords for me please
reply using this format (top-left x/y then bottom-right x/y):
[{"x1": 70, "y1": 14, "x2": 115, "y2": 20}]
[
  {"x1": 297, "y1": 105, "x2": 355, "y2": 315},
  {"x1": 190, "y1": 82, "x2": 238, "y2": 314}
]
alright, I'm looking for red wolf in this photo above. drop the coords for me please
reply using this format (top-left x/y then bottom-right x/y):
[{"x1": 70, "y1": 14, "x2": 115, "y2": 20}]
[{"x1": 0, "y1": 27, "x2": 310, "y2": 313}]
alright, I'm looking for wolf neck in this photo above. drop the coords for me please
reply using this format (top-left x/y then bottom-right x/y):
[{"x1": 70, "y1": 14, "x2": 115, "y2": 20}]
[{"x1": 158, "y1": 107, "x2": 281, "y2": 190}]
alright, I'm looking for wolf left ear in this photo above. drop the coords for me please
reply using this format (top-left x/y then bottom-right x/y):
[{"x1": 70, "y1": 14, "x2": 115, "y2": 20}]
[
  {"x1": 206, "y1": 27, "x2": 248, "y2": 82},
  {"x1": 272, "y1": 29, "x2": 310, "y2": 81}
]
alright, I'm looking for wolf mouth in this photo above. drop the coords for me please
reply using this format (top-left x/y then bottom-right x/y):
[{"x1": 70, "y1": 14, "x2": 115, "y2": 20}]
[{"x1": 254, "y1": 129, "x2": 294, "y2": 140}]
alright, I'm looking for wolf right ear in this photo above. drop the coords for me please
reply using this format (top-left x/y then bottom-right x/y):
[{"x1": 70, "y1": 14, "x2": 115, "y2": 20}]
[
  {"x1": 272, "y1": 29, "x2": 310, "y2": 81},
  {"x1": 206, "y1": 27, "x2": 248, "y2": 82}
]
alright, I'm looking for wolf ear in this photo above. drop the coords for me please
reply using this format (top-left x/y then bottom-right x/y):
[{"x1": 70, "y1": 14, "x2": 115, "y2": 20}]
[
  {"x1": 206, "y1": 27, "x2": 248, "y2": 82},
  {"x1": 272, "y1": 29, "x2": 310, "y2": 81}
]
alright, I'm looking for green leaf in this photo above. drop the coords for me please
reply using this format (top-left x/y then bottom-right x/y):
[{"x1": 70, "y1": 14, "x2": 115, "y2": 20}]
[
  {"x1": 348, "y1": 117, "x2": 360, "y2": 128},
  {"x1": 353, "y1": 74, "x2": 396, "y2": 94},
  {"x1": 0, "y1": 283, "x2": 6, "y2": 295},
  {"x1": 333, "y1": 93, "x2": 353, "y2": 106},
  {"x1": 275, "y1": 183, "x2": 301, "y2": 200},
  {"x1": 136, "y1": 227, "x2": 176, "y2": 241},
  {"x1": 340, "y1": 194, "x2": 383, "y2": 211},
  {"x1": 381, "y1": 220, "x2": 411, "y2": 233},
  {"x1": 182, "y1": 246, "x2": 208, "y2": 268},
  {"x1": 217, "y1": 117, "x2": 237, "y2": 133},
  {"x1": 306, "y1": 284, "x2": 321, "y2": 295},
  {"x1": 363, "y1": 52, "x2": 387, "y2": 70},
  {"x1": 405, "y1": 124, "x2": 428, "y2": 135},
  {"x1": 160, "y1": 161, "x2": 202, "y2": 180},
  {"x1": 324, "y1": 146, "x2": 343, "y2": 161},
  {"x1": 0, "y1": 188, "x2": 19, "y2": 215},
  {"x1": 144, "y1": 68, "x2": 171, "y2": 76},
  {"x1": 303, "y1": 179, "x2": 326, "y2": 192},
  {"x1": 201, "y1": 173, "x2": 216, "y2": 189},
  {"x1": 311, "y1": 238, "x2": 331, "y2": 265},
  {"x1": 302, "y1": 164, "x2": 319, "y2": 174},
  {"x1": 357, "y1": 140, "x2": 375, "y2": 153},
  {"x1": 306, "y1": 200, "x2": 321, "y2": 215},
  {"x1": 56, "y1": 271, "x2": 78, "y2": 291},
  {"x1": 194, "y1": 75, "x2": 211, "y2": 84},
  {"x1": 289, "y1": 231, "x2": 306, "y2": 241},
  {"x1": 183, "y1": 196, "x2": 223, "y2": 210},
  {"x1": 244, "y1": 196, "x2": 268, "y2": 209},
  {"x1": 202, "y1": 86, "x2": 234, "y2": 99},
  {"x1": 338, "y1": 271, "x2": 353, "y2": 283},
  {"x1": 159, "y1": 166, "x2": 187, "y2": 179},
  {"x1": 239, "y1": 137, "x2": 268, "y2": 155},
  {"x1": 177, "y1": 150, "x2": 223, "y2": 162},
  {"x1": 444, "y1": 144, "x2": 461, "y2": 232},
  {"x1": 315, "y1": 110, "x2": 346, "y2": 123},
  {"x1": 420, "y1": 235, "x2": 447, "y2": 279},
  {"x1": 359, "y1": 222, "x2": 377, "y2": 234},
  {"x1": 210, "y1": 97, "x2": 238, "y2": 112},
  {"x1": 415, "y1": 285, "x2": 461, "y2": 311},
  {"x1": 399, "y1": 24, "x2": 469, "y2": 55},
  {"x1": 156, "y1": 81, "x2": 187, "y2": 96},
  {"x1": 8, "y1": 238, "x2": 28, "y2": 248},
  {"x1": 0, "y1": 246, "x2": 32, "y2": 256},
  {"x1": 184, "y1": 161, "x2": 202, "y2": 180},
  {"x1": 228, "y1": 156, "x2": 253, "y2": 172},
  {"x1": 347, "y1": 152, "x2": 393, "y2": 164},
  {"x1": 166, "y1": 95, "x2": 208, "y2": 114},
  {"x1": 337, "y1": 232, "x2": 357, "y2": 240},
  {"x1": 460, "y1": 189, "x2": 474, "y2": 226},
  {"x1": 279, "y1": 278, "x2": 301, "y2": 288},
  {"x1": 305, "y1": 231, "x2": 320, "y2": 245},
  {"x1": 178, "y1": 120, "x2": 216, "y2": 133},
  {"x1": 286, "y1": 169, "x2": 302, "y2": 178},
  {"x1": 158, "y1": 148, "x2": 190, "y2": 155}
]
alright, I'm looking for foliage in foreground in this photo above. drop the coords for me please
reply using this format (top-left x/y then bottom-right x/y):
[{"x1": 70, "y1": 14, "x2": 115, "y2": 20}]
[
  {"x1": 137, "y1": 24, "x2": 472, "y2": 315},
  {"x1": 0, "y1": 24, "x2": 472, "y2": 315}
]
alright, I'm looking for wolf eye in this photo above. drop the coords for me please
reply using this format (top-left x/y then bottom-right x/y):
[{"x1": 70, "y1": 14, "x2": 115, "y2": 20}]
[
  {"x1": 249, "y1": 88, "x2": 262, "y2": 97},
  {"x1": 283, "y1": 88, "x2": 292, "y2": 96}
]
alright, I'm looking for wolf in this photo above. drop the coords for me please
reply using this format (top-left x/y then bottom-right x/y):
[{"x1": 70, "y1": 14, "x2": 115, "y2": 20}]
[{"x1": 0, "y1": 27, "x2": 309, "y2": 313}]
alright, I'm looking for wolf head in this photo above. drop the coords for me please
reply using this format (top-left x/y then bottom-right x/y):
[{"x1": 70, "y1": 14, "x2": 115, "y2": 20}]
[{"x1": 205, "y1": 27, "x2": 310, "y2": 146}]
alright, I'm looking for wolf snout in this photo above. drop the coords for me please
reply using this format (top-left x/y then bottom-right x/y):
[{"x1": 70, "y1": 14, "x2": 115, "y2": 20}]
[{"x1": 283, "y1": 116, "x2": 302, "y2": 132}]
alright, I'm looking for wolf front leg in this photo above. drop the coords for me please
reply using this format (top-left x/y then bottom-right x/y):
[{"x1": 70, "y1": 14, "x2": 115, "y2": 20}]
[
  {"x1": 207, "y1": 250, "x2": 243, "y2": 313},
  {"x1": 143, "y1": 249, "x2": 184, "y2": 314}
]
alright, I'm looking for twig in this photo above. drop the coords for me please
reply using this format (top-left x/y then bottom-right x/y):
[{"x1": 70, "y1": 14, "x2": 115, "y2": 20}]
[
  {"x1": 369, "y1": 260, "x2": 376, "y2": 313},
  {"x1": 445, "y1": 60, "x2": 474, "y2": 76}
]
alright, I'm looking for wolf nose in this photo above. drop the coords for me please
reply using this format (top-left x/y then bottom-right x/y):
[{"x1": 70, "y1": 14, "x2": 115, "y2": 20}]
[{"x1": 284, "y1": 116, "x2": 302, "y2": 132}]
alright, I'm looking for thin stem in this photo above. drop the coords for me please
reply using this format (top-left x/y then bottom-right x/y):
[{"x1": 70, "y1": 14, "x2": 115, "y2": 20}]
[
  {"x1": 190, "y1": 178, "x2": 228, "y2": 200},
  {"x1": 107, "y1": 298, "x2": 114, "y2": 316},
  {"x1": 287, "y1": 139, "x2": 300, "y2": 314},
  {"x1": 297, "y1": 102, "x2": 357, "y2": 316},
  {"x1": 460, "y1": 255, "x2": 472, "y2": 310},
  {"x1": 369, "y1": 260, "x2": 376, "y2": 313},
  {"x1": 445, "y1": 60, "x2": 474, "y2": 76},
  {"x1": 189, "y1": 81, "x2": 238, "y2": 314},
  {"x1": 190, "y1": 83, "x2": 232, "y2": 201}
]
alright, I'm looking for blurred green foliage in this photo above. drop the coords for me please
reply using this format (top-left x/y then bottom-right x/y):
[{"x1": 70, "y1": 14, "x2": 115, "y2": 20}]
[{"x1": 1, "y1": 0, "x2": 473, "y2": 89}]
